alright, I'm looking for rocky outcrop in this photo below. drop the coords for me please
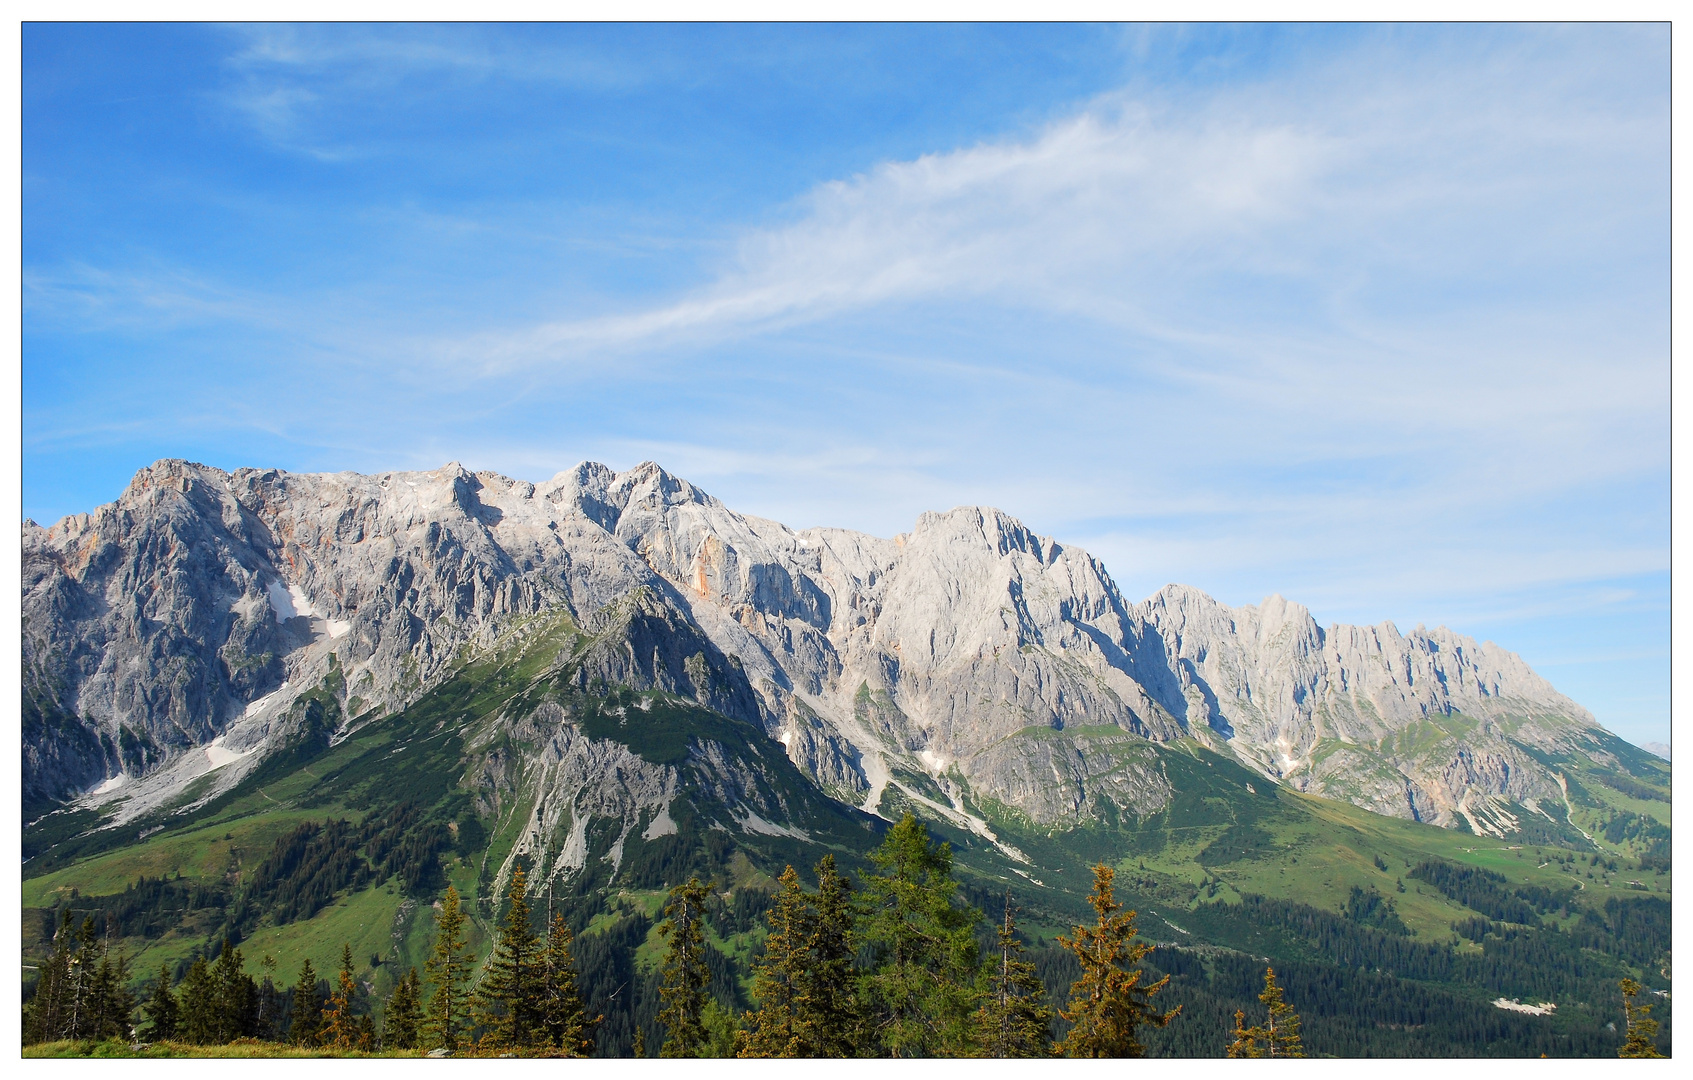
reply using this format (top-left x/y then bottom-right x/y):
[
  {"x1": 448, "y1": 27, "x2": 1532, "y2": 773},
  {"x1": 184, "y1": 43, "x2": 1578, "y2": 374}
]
[{"x1": 23, "y1": 458, "x2": 1609, "y2": 835}]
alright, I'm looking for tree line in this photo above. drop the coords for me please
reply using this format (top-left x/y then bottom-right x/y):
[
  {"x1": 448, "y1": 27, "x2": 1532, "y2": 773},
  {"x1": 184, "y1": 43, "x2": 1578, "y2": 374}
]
[{"x1": 20, "y1": 813, "x2": 1666, "y2": 1058}]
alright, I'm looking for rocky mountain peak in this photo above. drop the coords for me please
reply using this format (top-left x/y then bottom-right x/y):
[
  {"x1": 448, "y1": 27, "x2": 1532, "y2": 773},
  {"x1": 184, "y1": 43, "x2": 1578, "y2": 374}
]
[{"x1": 23, "y1": 458, "x2": 1613, "y2": 840}]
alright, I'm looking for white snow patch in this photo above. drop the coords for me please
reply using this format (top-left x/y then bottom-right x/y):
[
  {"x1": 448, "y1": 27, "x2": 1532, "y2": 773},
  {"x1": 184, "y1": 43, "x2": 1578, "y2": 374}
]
[
  {"x1": 267, "y1": 579, "x2": 299, "y2": 621},
  {"x1": 1493, "y1": 999, "x2": 1556, "y2": 1016},
  {"x1": 778, "y1": 730, "x2": 794, "y2": 749},
  {"x1": 326, "y1": 619, "x2": 352, "y2": 638},
  {"x1": 91, "y1": 774, "x2": 127, "y2": 796},
  {"x1": 1010, "y1": 867, "x2": 1046, "y2": 887},
  {"x1": 204, "y1": 735, "x2": 259, "y2": 770},
  {"x1": 918, "y1": 748, "x2": 950, "y2": 773}
]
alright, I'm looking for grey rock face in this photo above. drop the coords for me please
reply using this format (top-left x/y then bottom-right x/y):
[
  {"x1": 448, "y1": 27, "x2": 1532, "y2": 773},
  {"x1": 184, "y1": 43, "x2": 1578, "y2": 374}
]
[{"x1": 23, "y1": 458, "x2": 1606, "y2": 838}]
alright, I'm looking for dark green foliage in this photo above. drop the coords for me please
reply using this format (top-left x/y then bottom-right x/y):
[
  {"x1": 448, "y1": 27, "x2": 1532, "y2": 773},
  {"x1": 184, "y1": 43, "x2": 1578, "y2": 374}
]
[
  {"x1": 1598, "y1": 811, "x2": 1672, "y2": 857},
  {"x1": 141, "y1": 964, "x2": 179, "y2": 1041},
  {"x1": 1343, "y1": 885, "x2": 1410, "y2": 935},
  {"x1": 288, "y1": 958, "x2": 321, "y2": 1046},
  {"x1": 475, "y1": 868, "x2": 545, "y2": 1049},
  {"x1": 539, "y1": 914, "x2": 596, "y2": 1055},
  {"x1": 657, "y1": 877, "x2": 713, "y2": 1057},
  {"x1": 382, "y1": 967, "x2": 423, "y2": 1050},
  {"x1": 1197, "y1": 823, "x2": 1278, "y2": 867},
  {"x1": 1409, "y1": 859, "x2": 1554, "y2": 924},
  {"x1": 974, "y1": 893, "x2": 1052, "y2": 1057},
  {"x1": 857, "y1": 814, "x2": 983, "y2": 1056},
  {"x1": 22, "y1": 911, "x2": 137, "y2": 1045}
]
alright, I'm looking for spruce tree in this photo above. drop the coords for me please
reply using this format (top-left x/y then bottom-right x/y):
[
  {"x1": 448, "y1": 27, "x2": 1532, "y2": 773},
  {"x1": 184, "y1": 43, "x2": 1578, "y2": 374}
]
[
  {"x1": 383, "y1": 967, "x2": 424, "y2": 1050},
  {"x1": 323, "y1": 944, "x2": 361, "y2": 1049},
  {"x1": 178, "y1": 956, "x2": 221, "y2": 1045},
  {"x1": 1618, "y1": 978, "x2": 1665, "y2": 1058},
  {"x1": 858, "y1": 814, "x2": 983, "y2": 1057},
  {"x1": 476, "y1": 867, "x2": 545, "y2": 1050},
  {"x1": 422, "y1": 884, "x2": 473, "y2": 1052},
  {"x1": 633, "y1": 1023, "x2": 646, "y2": 1058},
  {"x1": 289, "y1": 958, "x2": 323, "y2": 1047},
  {"x1": 796, "y1": 854, "x2": 860, "y2": 1057},
  {"x1": 973, "y1": 892, "x2": 1052, "y2": 1057},
  {"x1": 255, "y1": 954, "x2": 280, "y2": 1041},
  {"x1": 540, "y1": 913, "x2": 596, "y2": 1055},
  {"x1": 140, "y1": 964, "x2": 180, "y2": 1042},
  {"x1": 741, "y1": 865, "x2": 809, "y2": 1057},
  {"x1": 211, "y1": 939, "x2": 256, "y2": 1043},
  {"x1": 657, "y1": 876, "x2": 713, "y2": 1057},
  {"x1": 1226, "y1": 967, "x2": 1303, "y2": 1058},
  {"x1": 23, "y1": 909, "x2": 74, "y2": 1044},
  {"x1": 1056, "y1": 863, "x2": 1178, "y2": 1058}
]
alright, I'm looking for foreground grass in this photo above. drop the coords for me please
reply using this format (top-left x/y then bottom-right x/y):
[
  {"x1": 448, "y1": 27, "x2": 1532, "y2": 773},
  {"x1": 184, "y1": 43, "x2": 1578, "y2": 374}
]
[{"x1": 24, "y1": 1038, "x2": 428, "y2": 1058}]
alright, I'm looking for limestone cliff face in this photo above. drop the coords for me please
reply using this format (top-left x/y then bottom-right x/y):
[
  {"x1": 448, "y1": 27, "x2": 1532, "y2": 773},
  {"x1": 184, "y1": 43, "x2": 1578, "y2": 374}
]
[
  {"x1": 1134, "y1": 586, "x2": 1597, "y2": 829},
  {"x1": 23, "y1": 458, "x2": 1605, "y2": 836}
]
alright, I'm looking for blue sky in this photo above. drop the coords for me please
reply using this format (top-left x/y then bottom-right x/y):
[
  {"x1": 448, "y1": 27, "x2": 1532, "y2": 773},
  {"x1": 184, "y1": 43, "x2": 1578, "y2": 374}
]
[{"x1": 22, "y1": 23, "x2": 1669, "y2": 747}]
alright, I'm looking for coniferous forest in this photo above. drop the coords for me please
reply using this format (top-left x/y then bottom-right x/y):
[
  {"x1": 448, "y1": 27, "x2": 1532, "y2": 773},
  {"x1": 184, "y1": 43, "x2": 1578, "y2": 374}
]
[{"x1": 21, "y1": 813, "x2": 1671, "y2": 1058}]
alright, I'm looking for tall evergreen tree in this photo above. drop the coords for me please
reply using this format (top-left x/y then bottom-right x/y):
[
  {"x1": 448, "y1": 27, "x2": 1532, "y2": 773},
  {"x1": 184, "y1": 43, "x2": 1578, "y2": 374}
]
[
  {"x1": 1226, "y1": 967, "x2": 1303, "y2": 1058},
  {"x1": 422, "y1": 884, "x2": 473, "y2": 1052},
  {"x1": 1618, "y1": 978, "x2": 1665, "y2": 1058},
  {"x1": 140, "y1": 964, "x2": 180, "y2": 1042},
  {"x1": 539, "y1": 913, "x2": 596, "y2": 1055},
  {"x1": 288, "y1": 958, "x2": 323, "y2": 1047},
  {"x1": 796, "y1": 854, "x2": 860, "y2": 1058},
  {"x1": 178, "y1": 956, "x2": 221, "y2": 1045},
  {"x1": 383, "y1": 967, "x2": 424, "y2": 1050},
  {"x1": 323, "y1": 944, "x2": 362, "y2": 1049},
  {"x1": 1056, "y1": 864, "x2": 1178, "y2": 1058},
  {"x1": 476, "y1": 867, "x2": 545, "y2": 1050},
  {"x1": 23, "y1": 909, "x2": 75, "y2": 1044},
  {"x1": 741, "y1": 865, "x2": 809, "y2": 1057},
  {"x1": 255, "y1": 954, "x2": 281, "y2": 1041},
  {"x1": 657, "y1": 876, "x2": 713, "y2": 1057},
  {"x1": 858, "y1": 814, "x2": 982, "y2": 1057},
  {"x1": 211, "y1": 939, "x2": 257, "y2": 1043},
  {"x1": 973, "y1": 892, "x2": 1052, "y2": 1057}
]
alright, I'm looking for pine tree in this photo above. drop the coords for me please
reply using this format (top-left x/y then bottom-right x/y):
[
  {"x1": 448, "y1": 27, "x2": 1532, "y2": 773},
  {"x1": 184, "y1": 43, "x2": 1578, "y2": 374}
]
[
  {"x1": 288, "y1": 958, "x2": 323, "y2": 1046},
  {"x1": 633, "y1": 1023, "x2": 646, "y2": 1058},
  {"x1": 1227, "y1": 967, "x2": 1303, "y2": 1058},
  {"x1": 858, "y1": 814, "x2": 983, "y2": 1057},
  {"x1": 422, "y1": 884, "x2": 473, "y2": 1052},
  {"x1": 476, "y1": 867, "x2": 545, "y2": 1050},
  {"x1": 178, "y1": 956, "x2": 221, "y2": 1045},
  {"x1": 657, "y1": 876, "x2": 713, "y2": 1057},
  {"x1": 796, "y1": 854, "x2": 860, "y2": 1057},
  {"x1": 1618, "y1": 978, "x2": 1665, "y2": 1058},
  {"x1": 1056, "y1": 863, "x2": 1178, "y2": 1058},
  {"x1": 140, "y1": 964, "x2": 180, "y2": 1042},
  {"x1": 86, "y1": 948, "x2": 136, "y2": 1043},
  {"x1": 383, "y1": 967, "x2": 424, "y2": 1050},
  {"x1": 539, "y1": 913, "x2": 596, "y2": 1055},
  {"x1": 741, "y1": 865, "x2": 809, "y2": 1057},
  {"x1": 211, "y1": 939, "x2": 256, "y2": 1043},
  {"x1": 974, "y1": 892, "x2": 1053, "y2": 1057},
  {"x1": 255, "y1": 954, "x2": 281, "y2": 1041},
  {"x1": 23, "y1": 909, "x2": 75, "y2": 1044},
  {"x1": 323, "y1": 944, "x2": 362, "y2": 1049}
]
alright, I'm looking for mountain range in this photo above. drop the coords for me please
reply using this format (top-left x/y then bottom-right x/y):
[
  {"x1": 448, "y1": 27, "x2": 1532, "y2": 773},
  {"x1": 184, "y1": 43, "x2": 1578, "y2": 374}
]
[{"x1": 20, "y1": 458, "x2": 1672, "y2": 1057}]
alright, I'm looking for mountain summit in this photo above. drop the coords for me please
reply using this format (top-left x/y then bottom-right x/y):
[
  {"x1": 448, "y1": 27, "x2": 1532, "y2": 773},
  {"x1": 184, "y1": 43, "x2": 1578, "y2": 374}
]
[{"x1": 24, "y1": 459, "x2": 1624, "y2": 846}]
